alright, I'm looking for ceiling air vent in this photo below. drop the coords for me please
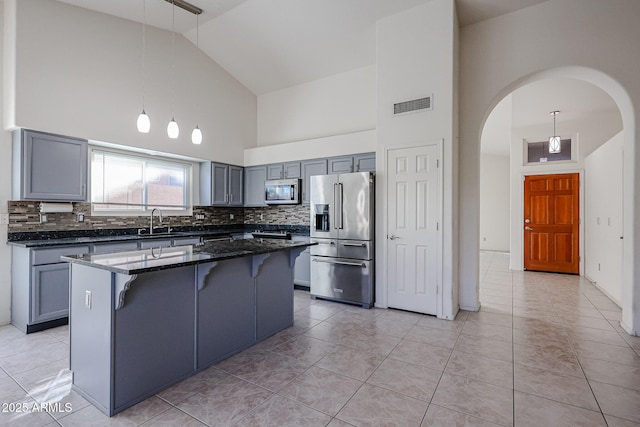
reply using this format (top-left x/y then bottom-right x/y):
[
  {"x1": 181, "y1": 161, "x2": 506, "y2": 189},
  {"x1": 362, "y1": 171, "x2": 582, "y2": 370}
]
[{"x1": 393, "y1": 96, "x2": 433, "y2": 115}]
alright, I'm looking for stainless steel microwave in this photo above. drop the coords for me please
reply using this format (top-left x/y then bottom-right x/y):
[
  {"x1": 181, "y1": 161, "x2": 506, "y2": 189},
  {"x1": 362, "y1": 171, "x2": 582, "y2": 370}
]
[{"x1": 265, "y1": 178, "x2": 301, "y2": 204}]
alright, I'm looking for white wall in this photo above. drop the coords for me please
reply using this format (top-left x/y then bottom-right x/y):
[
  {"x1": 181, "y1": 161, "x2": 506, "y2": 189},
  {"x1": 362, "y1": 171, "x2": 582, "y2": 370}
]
[
  {"x1": 0, "y1": 0, "x2": 12, "y2": 325},
  {"x1": 257, "y1": 65, "x2": 375, "y2": 146},
  {"x1": 8, "y1": 0, "x2": 256, "y2": 165},
  {"x1": 376, "y1": 0, "x2": 457, "y2": 318},
  {"x1": 459, "y1": 0, "x2": 640, "y2": 333},
  {"x1": 585, "y1": 131, "x2": 624, "y2": 305},
  {"x1": 245, "y1": 130, "x2": 375, "y2": 166},
  {"x1": 479, "y1": 154, "x2": 510, "y2": 252}
]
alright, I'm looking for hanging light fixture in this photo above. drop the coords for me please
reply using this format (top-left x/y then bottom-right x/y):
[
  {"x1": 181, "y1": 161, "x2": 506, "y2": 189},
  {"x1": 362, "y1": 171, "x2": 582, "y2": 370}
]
[
  {"x1": 549, "y1": 110, "x2": 561, "y2": 154},
  {"x1": 167, "y1": 1, "x2": 180, "y2": 139},
  {"x1": 136, "y1": 0, "x2": 150, "y2": 133},
  {"x1": 191, "y1": 12, "x2": 203, "y2": 145}
]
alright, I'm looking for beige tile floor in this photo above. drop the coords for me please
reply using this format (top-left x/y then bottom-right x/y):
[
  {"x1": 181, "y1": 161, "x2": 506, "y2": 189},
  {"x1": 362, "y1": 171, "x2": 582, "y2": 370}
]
[{"x1": 1, "y1": 251, "x2": 639, "y2": 426}]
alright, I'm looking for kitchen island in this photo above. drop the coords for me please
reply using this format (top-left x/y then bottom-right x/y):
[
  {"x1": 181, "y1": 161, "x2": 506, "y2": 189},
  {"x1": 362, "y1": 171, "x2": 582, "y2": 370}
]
[{"x1": 62, "y1": 238, "x2": 314, "y2": 416}]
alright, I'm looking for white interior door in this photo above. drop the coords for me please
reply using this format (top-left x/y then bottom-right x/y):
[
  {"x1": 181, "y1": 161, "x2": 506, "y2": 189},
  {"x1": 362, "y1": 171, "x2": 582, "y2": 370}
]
[{"x1": 386, "y1": 144, "x2": 440, "y2": 315}]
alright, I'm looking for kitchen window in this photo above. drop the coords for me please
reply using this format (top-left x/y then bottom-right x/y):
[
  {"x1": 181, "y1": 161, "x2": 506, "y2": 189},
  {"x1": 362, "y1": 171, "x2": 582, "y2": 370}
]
[{"x1": 90, "y1": 149, "x2": 192, "y2": 215}]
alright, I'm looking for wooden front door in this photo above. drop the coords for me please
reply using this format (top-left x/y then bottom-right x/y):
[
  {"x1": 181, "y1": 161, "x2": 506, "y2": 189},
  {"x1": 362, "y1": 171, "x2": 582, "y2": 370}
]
[{"x1": 524, "y1": 173, "x2": 580, "y2": 274}]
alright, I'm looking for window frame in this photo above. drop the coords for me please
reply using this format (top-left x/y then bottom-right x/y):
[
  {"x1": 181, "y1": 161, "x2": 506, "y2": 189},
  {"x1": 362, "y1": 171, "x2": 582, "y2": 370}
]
[
  {"x1": 522, "y1": 135, "x2": 578, "y2": 166},
  {"x1": 89, "y1": 147, "x2": 194, "y2": 217}
]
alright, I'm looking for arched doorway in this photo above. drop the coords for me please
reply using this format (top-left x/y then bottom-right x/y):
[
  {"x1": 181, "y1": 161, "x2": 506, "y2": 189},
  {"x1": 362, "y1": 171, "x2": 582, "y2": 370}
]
[{"x1": 473, "y1": 66, "x2": 636, "y2": 335}]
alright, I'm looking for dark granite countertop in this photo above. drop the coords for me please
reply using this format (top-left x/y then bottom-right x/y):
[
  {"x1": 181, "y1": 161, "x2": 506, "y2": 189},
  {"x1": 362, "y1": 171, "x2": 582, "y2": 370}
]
[
  {"x1": 61, "y1": 238, "x2": 314, "y2": 275},
  {"x1": 7, "y1": 224, "x2": 310, "y2": 248}
]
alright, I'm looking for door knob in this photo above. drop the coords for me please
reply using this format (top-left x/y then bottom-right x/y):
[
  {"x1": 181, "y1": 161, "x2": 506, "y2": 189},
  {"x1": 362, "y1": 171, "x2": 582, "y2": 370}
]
[
  {"x1": 525, "y1": 226, "x2": 533, "y2": 231},
  {"x1": 388, "y1": 235, "x2": 400, "y2": 240},
  {"x1": 525, "y1": 219, "x2": 530, "y2": 223}
]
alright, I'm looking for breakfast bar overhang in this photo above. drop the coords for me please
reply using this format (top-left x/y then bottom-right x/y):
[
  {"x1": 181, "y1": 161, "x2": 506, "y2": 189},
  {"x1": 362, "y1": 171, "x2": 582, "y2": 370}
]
[{"x1": 62, "y1": 238, "x2": 314, "y2": 416}]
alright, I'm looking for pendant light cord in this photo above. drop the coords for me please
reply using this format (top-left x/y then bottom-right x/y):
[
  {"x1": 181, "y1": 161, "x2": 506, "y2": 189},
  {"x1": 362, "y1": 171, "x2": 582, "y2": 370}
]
[
  {"x1": 141, "y1": 0, "x2": 146, "y2": 109},
  {"x1": 171, "y1": 1, "x2": 176, "y2": 118}
]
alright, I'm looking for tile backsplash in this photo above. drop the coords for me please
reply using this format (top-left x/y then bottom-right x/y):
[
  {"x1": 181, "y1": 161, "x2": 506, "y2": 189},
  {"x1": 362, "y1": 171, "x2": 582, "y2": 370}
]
[
  {"x1": 7, "y1": 201, "x2": 244, "y2": 233},
  {"x1": 244, "y1": 205, "x2": 309, "y2": 226},
  {"x1": 7, "y1": 201, "x2": 310, "y2": 233}
]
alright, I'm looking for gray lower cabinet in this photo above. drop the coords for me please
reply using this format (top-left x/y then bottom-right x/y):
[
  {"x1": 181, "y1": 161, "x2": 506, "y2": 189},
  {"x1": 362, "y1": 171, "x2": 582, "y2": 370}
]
[
  {"x1": 92, "y1": 242, "x2": 139, "y2": 254},
  {"x1": 139, "y1": 239, "x2": 172, "y2": 249},
  {"x1": 12, "y1": 245, "x2": 90, "y2": 333},
  {"x1": 32, "y1": 264, "x2": 71, "y2": 324},
  {"x1": 172, "y1": 237, "x2": 201, "y2": 246},
  {"x1": 294, "y1": 247, "x2": 311, "y2": 287},
  {"x1": 13, "y1": 129, "x2": 88, "y2": 201},
  {"x1": 244, "y1": 166, "x2": 267, "y2": 207},
  {"x1": 200, "y1": 162, "x2": 244, "y2": 206},
  {"x1": 301, "y1": 159, "x2": 328, "y2": 204}
]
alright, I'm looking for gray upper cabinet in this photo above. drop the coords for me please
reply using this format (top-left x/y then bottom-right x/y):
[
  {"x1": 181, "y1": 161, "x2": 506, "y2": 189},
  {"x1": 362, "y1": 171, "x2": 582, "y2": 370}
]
[
  {"x1": 266, "y1": 162, "x2": 301, "y2": 179},
  {"x1": 283, "y1": 162, "x2": 301, "y2": 178},
  {"x1": 228, "y1": 166, "x2": 243, "y2": 206},
  {"x1": 328, "y1": 156, "x2": 354, "y2": 174},
  {"x1": 354, "y1": 153, "x2": 376, "y2": 172},
  {"x1": 13, "y1": 129, "x2": 88, "y2": 201},
  {"x1": 200, "y1": 162, "x2": 244, "y2": 206},
  {"x1": 267, "y1": 164, "x2": 284, "y2": 180},
  {"x1": 301, "y1": 159, "x2": 327, "y2": 204},
  {"x1": 244, "y1": 166, "x2": 267, "y2": 207}
]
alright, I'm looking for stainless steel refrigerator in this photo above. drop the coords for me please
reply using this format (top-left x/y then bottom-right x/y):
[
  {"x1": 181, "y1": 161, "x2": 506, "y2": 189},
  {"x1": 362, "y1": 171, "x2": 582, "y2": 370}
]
[{"x1": 309, "y1": 172, "x2": 374, "y2": 308}]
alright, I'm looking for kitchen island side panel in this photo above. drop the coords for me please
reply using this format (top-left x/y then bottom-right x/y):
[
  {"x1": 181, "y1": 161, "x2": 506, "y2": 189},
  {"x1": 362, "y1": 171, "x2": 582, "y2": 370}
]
[
  {"x1": 256, "y1": 250, "x2": 295, "y2": 341},
  {"x1": 69, "y1": 264, "x2": 114, "y2": 413},
  {"x1": 197, "y1": 257, "x2": 256, "y2": 368},
  {"x1": 113, "y1": 267, "x2": 196, "y2": 411}
]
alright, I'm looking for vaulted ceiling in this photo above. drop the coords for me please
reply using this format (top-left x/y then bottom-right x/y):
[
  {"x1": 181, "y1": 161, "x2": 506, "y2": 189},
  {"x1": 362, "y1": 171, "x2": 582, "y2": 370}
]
[
  {"x1": 57, "y1": 0, "x2": 549, "y2": 95},
  {"x1": 55, "y1": 0, "x2": 621, "y2": 153}
]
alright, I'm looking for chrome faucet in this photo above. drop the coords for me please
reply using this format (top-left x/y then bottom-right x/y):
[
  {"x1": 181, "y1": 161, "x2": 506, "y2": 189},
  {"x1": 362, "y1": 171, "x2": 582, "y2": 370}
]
[{"x1": 150, "y1": 208, "x2": 163, "y2": 235}]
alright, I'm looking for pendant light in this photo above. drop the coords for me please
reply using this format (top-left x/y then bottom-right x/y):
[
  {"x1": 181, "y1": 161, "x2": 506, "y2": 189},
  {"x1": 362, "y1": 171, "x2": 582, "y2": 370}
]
[
  {"x1": 167, "y1": 1, "x2": 179, "y2": 139},
  {"x1": 549, "y1": 110, "x2": 561, "y2": 154},
  {"x1": 136, "y1": 0, "x2": 150, "y2": 133},
  {"x1": 191, "y1": 12, "x2": 203, "y2": 145}
]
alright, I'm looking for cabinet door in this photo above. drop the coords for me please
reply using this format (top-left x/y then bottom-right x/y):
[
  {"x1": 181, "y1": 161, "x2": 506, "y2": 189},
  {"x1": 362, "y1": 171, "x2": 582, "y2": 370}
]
[
  {"x1": 267, "y1": 164, "x2": 284, "y2": 180},
  {"x1": 283, "y1": 162, "x2": 301, "y2": 178},
  {"x1": 211, "y1": 163, "x2": 229, "y2": 206},
  {"x1": 139, "y1": 239, "x2": 173, "y2": 249},
  {"x1": 32, "y1": 263, "x2": 70, "y2": 323},
  {"x1": 92, "y1": 242, "x2": 138, "y2": 254},
  {"x1": 328, "y1": 156, "x2": 354, "y2": 174},
  {"x1": 301, "y1": 159, "x2": 328, "y2": 204},
  {"x1": 228, "y1": 166, "x2": 244, "y2": 206},
  {"x1": 244, "y1": 166, "x2": 267, "y2": 207},
  {"x1": 172, "y1": 237, "x2": 201, "y2": 246},
  {"x1": 19, "y1": 130, "x2": 88, "y2": 201},
  {"x1": 354, "y1": 153, "x2": 376, "y2": 172}
]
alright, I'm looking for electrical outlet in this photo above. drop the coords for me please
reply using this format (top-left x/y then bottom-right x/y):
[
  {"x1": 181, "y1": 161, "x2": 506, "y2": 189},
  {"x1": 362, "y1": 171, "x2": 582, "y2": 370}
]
[
  {"x1": 40, "y1": 214, "x2": 47, "y2": 224},
  {"x1": 85, "y1": 290, "x2": 92, "y2": 309},
  {"x1": 229, "y1": 213, "x2": 234, "y2": 220},
  {"x1": 0, "y1": 214, "x2": 8, "y2": 225},
  {"x1": 260, "y1": 214, "x2": 264, "y2": 221},
  {"x1": 77, "y1": 213, "x2": 85, "y2": 223}
]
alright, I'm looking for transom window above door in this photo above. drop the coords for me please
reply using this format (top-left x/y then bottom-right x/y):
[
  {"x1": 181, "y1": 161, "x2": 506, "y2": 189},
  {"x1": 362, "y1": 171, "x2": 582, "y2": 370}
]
[{"x1": 524, "y1": 138, "x2": 574, "y2": 164}]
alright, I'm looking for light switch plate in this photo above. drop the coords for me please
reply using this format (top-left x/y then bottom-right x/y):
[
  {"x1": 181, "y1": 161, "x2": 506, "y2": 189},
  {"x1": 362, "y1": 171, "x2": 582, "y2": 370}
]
[{"x1": 0, "y1": 214, "x2": 8, "y2": 225}]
